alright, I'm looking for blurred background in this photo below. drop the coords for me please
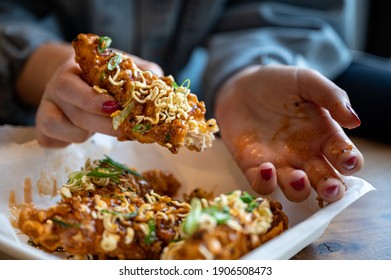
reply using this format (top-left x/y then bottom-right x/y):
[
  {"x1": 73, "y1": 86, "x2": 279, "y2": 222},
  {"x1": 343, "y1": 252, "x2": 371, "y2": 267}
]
[{"x1": 365, "y1": 0, "x2": 391, "y2": 58}]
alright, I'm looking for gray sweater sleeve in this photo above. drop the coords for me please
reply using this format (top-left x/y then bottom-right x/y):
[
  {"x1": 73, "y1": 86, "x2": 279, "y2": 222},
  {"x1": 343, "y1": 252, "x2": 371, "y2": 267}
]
[
  {"x1": 202, "y1": 1, "x2": 353, "y2": 118},
  {"x1": 0, "y1": 1, "x2": 63, "y2": 124}
]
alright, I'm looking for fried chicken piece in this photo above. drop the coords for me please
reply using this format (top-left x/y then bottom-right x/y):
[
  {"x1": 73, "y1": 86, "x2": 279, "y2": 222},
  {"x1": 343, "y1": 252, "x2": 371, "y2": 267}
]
[
  {"x1": 161, "y1": 191, "x2": 289, "y2": 260},
  {"x1": 18, "y1": 157, "x2": 189, "y2": 259},
  {"x1": 17, "y1": 157, "x2": 288, "y2": 260},
  {"x1": 72, "y1": 33, "x2": 219, "y2": 153}
]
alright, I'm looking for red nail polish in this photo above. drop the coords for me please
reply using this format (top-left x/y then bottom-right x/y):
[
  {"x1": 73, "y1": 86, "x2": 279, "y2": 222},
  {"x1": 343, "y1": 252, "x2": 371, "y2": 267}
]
[
  {"x1": 343, "y1": 156, "x2": 357, "y2": 170},
  {"x1": 101, "y1": 100, "x2": 120, "y2": 114},
  {"x1": 290, "y1": 178, "x2": 305, "y2": 191},
  {"x1": 323, "y1": 185, "x2": 339, "y2": 198},
  {"x1": 346, "y1": 104, "x2": 361, "y2": 125},
  {"x1": 260, "y1": 168, "x2": 272, "y2": 181}
]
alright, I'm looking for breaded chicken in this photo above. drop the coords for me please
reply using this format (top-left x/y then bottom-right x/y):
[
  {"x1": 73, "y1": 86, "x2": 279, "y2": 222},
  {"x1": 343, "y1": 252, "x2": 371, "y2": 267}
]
[
  {"x1": 72, "y1": 33, "x2": 219, "y2": 154},
  {"x1": 18, "y1": 156, "x2": 188, "y2": 259},
  {"x1": 17, "y1": 157, "x2": 288, "y2": 260}
]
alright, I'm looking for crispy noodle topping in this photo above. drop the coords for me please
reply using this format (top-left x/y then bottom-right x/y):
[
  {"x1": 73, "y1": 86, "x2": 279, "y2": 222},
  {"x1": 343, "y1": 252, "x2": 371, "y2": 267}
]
[
  {"x1": 72, "y1": 33, "x2": 219, "y2": 153},
  {"x1": 17, "y1": 157, "x2": 288, "y2": 260}
]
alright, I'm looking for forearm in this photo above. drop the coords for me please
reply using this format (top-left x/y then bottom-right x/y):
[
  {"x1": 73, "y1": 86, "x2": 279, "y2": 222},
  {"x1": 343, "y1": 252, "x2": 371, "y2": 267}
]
[{"x1": 15, "y1": 42, "x2": 74, "y2": 108}]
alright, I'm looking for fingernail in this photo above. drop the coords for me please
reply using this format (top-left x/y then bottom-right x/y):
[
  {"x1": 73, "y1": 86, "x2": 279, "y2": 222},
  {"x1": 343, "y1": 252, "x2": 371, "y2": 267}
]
[
  {"x1": 346, "y1": 104, "x2": 361, "y2": 125},
  {"x1": 290, "y1": 178, "x2": 305, "y2": 191},
  {"x1": 260, "y1": 168, "x2": 272, "y2": 181},
  {"x1": 323, "y1": 185, "x2": 339, "y2": 198},
  {"x1": 343, "y1": 156, "x2": 357, "y2": 170},
  {"x1": 101, "y1": 100, "x2": 120, "y2": 114}
]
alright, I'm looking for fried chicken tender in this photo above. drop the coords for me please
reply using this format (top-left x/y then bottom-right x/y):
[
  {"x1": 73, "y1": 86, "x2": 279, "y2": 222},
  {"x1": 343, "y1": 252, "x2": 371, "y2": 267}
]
[
  {"x1": 72, "y1": 33, "x2": 219, "y2": 153},
  {"x1": 17, "y1": 157, "x2": 288, "y2": 260},
  {"x1": 18, "y1": 157, "x2": 188, "y2": 259},
  {"x1": 161, "y1": 191, "x2": 289, "y2": 260}
]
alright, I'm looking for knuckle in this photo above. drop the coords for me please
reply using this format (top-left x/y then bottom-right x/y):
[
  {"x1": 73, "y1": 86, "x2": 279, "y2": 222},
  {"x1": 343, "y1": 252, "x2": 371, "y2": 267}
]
[{"x1": 37, "y1": 112, "x2": 61, "y2": 136}]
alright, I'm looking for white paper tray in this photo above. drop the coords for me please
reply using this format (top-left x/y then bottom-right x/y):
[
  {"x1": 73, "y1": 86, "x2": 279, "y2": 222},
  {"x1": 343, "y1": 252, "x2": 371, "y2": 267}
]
[{"x1": 0, "y1": 128, "x2": 374, "y2": 260}]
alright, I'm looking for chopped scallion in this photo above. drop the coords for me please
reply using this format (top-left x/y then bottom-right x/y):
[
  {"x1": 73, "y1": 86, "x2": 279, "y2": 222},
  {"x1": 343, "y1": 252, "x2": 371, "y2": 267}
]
[
  {"x1": 67, "y1": 171, "x2": 89, "y2": 182},
  {"x1": 245, "y1": 201, "x2": 259, "y2": 212},
  {"x1": 144, "y1": 219, "x2": 156, "y2": 245},
  {"x1": 240, "y1": 191, "x2": 259, "y2": 212},
  {"x1": 100, "y1": 209, "x2": 137, "y2": 219},
  {"x1": 86, "y1": 167, "x2": 121, "y2": 178},
  {"x1": 97, "y1": 36, "x2": 112, "y2": 53},
  {"x1": 171, "y1": 81, "x2": 179, "y2": 90},
  {"x1": 108, "y1": 53, "x2": 122, "y2": 71},
  {"x1": 203, "y1": 205, "x2": 231, "y2": 224},
  {"x1": 132, "y1": 123, "x2": 152, "y2": 133},
  {"x1": 172, "y1": 78, "x2": 191, "y2": 93},
  {"x1": 100, "y1": 155, "x2": 143, "y2": 178},
  {"x1": 50, "y1": 218, "x2": 80, "y2": 228},
  {"x1": 182, "y1": 198, "x2": 202, "y2": 236},
  {"x1": 180, "y1": 79, "x2": 191, "y2": 90},
  {"x1": 240, "y1": 191, "x2": 255, "y2": 204},
  {"x1": 165, "y1": 133, "x2": 171, "y2": 142}
]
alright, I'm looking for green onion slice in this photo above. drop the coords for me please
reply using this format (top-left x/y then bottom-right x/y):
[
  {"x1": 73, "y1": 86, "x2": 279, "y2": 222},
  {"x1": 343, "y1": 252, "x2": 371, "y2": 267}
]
[
  {"x1": 180, "y1": 79, "x2": 191, "y2": 90},
  {"x1": 100, "y1": 155, "x2": 143, "y2": 178},
  {"x1": 172, "y1": 78, "x2": 191, "y2": 93},
  {"x1": 144, "y1": 219, "x2": 156, "y2": 245},
  {"x1": 67, "y1": 171, "x2": 89, "y2": 182},
  {"x1": 165, "y1": 133, "x2": 171, "y2": 143},
  {"x1": 240, "y1": 191, "x2": 255, "y2": 204},
  {"x1": 100, "y1": 209, "x2": 137, "y2": 220},
  {"x1": 240, "y1": 191, "x2": 260, "y2": 212},
  {"x1": 245, "y1": 201, "x2": 259, "y2": 212},
  {"x1": 86, "y1": 167, "x2": 121, "y2": 178},
  {"x1": 132, "y1": 123, "x2": 152, "y2": 133},
  {"x1": 50, "y1": 218, "x2": 80, "y2": 228},
  {"x1": 108, "y1": 53, "x2": 122, "y2": 71},
  {"x1": 203, "y1": 205, "x2": 231, "y2": 224},
  {"x1": 182, "y1": 198, "x2": 202, "y2": 236},
  {"x1": 98, "y1": 36, "x2": 112, "y2": 53},
  {"x1": 172, "y1": 81, "x2": 179, "y2": 90}
]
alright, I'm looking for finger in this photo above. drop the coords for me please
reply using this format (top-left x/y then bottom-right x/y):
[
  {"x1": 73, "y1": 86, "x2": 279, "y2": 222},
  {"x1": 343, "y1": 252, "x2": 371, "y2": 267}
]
[
  {"x1": 53, "y1": 64, "x2": 117, "y2": 116},
  {"x1": 57, "y1": 99, "x2": 119, "y2": 137},
  {"x1": 321, "y1": 130, "x2": 364, "y2": 176},
  {"x1": 276, "y1": 166, "x2": 312, "y2": 203},
  {"x1": 36, "y1": 133, "x2": 72, "y2": 148},
  {"x1": 245, "y1": 162, "x2": 278, "y2": 196},
  {"x1": 302, "y1": 157, "x2": 345, "y2": 203},
  {"x1": 316, "y1": 177, "x2": 346, "y2": 203},
  {"x1": 36, "y1": 100, "x2": 93, "y2": 146},
  {"x1": 296, "y1": 68, "x2": 361, "y2": 129}
]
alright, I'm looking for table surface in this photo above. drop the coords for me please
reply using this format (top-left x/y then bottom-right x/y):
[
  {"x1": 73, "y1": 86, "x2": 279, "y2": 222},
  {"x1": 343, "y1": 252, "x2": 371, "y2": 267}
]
[{"x1": 1, "y1": 136, "x2": 390, "y2": 260}]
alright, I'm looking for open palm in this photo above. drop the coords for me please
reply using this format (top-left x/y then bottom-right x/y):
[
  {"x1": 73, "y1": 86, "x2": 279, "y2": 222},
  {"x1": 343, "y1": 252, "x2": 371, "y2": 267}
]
[{"x1": 215, "y1": 65, "x2": 363, "y2": 203}]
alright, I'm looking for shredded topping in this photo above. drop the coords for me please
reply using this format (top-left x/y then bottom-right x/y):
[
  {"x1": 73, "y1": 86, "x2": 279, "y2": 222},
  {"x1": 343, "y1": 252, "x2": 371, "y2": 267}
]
[
  {"x1": 17, "y1": 155, "x2": 287, "y2": 260},
  {"x1": 105, "y1": 54, "x2": 193, "y2": 126}
]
